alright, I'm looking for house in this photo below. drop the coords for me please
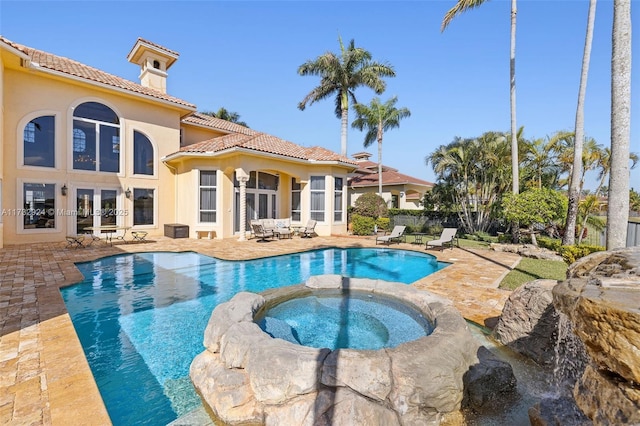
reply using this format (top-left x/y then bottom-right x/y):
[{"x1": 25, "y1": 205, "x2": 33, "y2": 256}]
[
  {"x1": 0, "y1": 36, "x2": 357, "y2": 247},
  {"x1": 348, "y1": 152, "x2": 433, "y2": 210}
]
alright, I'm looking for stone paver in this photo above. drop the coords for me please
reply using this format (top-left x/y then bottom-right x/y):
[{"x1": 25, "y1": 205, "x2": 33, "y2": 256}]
[{"x1": 0, "y1": 235, "x2": 521, "y2": 425}]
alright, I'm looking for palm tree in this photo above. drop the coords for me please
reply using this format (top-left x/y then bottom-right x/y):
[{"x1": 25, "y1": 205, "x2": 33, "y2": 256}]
[
  {"x1": 426, "y1": 132, "x2": 511, "y2": 234},
  {"x1": 298, "y1": 37, "x2": 396, "y2": 157},
  {"x1": 521, "y1": 137, "x2": 562, "y2": 190},
  {"x1": 351, "y1": 97, "x2": 411, "y2": 196},
  {"x1": 607, "y1": 0, "x2": 632, "y2": 249},
  {"x1": 442, "y1": 0, "x2": 519, "y2": 196},
  {"x1": 564, "y1": 0, "x2": 597, "y2": 246},
  {"x1": 201, "y1": 108, "x2": 249, "y2": 127}
]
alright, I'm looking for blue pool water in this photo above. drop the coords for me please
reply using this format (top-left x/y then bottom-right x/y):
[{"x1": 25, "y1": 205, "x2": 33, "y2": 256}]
[
  {"x1": 61, "y1": 248, "x2": 447, "y2": 425},
  {"x1": 259, "y1": 292, "x2": 434, "y2": 350}
]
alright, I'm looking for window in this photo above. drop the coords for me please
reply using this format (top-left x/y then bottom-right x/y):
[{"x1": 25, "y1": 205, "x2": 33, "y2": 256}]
[
  {"x1": 72, "y1": 102, "x2": 120, "y2": 172},
  {"x1": 310, "y1": 176, "x2": 325, "y2": 222},
  {"x1": 334, "y1": 177, "x2": 343, "y2": 222},
  {"x1": 199, "y1": 171, "x2": 217, "y2": 222},
  {"x1": 133, "y1": 188, "x2": 154, "y2": 226},
  {"x1": 291, "y1": 178, "x2": 301, "y2": 221},
  {"x1": 23, "y1": 183, "x2": 55, "y2": 229},
  {"x1": 133, "y1": 131, "x2": 154, "y2": 175},
  {"x1": 23, "y1": 116, "x2": 55, "y2": 167}
]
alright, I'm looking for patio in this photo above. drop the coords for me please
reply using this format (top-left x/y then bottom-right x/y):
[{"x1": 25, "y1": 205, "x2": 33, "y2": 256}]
[{"x1": 0, "y1": 235, "x2": 520, "y2": 425}]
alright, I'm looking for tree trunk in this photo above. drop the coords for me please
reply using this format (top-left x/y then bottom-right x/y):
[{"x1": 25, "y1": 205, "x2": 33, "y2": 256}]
[
  {"x1": 340, "y1": 89, "x2": 349, "y2": 157},
  {"x1": 377, "y1": 125, "x2": 383, "y2": 197},
  {"x1": 510, "y1": 0, "x2": 519, "y2": 195},
  {"x1": 564, "y1": 0, "x2": 597, "y2": 246},
  {"x1": 606, "y1": 0, "x2": 632, "y2": 250},
  {"x1": 509, "y1": 0, "x2": 520, "y2": 244}
]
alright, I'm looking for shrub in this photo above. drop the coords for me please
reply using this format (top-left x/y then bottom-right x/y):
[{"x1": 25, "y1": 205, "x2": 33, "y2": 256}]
[
  {"x1": 558, "y1": 244, "x2": 605, "y2": 264},
  {"x1": 538, "y1": 236, "x2": 562, "y2": 252},
  {"x1": 376, "y1": 217, "x2": 390, "y2": 232},
  {"x1": 404, "y1": 224, "x2": 416, "y2": 234},
  {"x1": 354, "y1": 193, "x2": 388, "y2": 218},
  {"x1": 351, "y1": 214, "x2": 376, "y2": 235}
]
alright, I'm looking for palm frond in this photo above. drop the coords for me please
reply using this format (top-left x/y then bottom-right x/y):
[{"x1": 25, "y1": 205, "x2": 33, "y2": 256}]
[{"x1": 441, "y1": 0, "x2": 489, "y2": 32}]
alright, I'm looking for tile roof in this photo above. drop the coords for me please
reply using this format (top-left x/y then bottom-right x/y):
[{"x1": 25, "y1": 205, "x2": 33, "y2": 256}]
[
  {"x1": 0, "y1": 36, "x2": 195, "y2": 109},
  {"x1": 354, "y1": 160, "x2": 398, "y2": 173},
  {"x1": 181, "y1": 112, "x2": 256, "y2": 136},
  {"x1": 349, "y1": 169, "x2": 434, "y2": 188},
  {"x1": 129, "y1": 37, "x2": 179, "y2": 58},
  {"x1": 174, "y1": 132, "x2": 357, "y2": 165}
]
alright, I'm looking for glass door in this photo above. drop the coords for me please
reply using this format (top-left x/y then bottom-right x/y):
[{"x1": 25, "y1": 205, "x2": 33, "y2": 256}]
[
  {"x1": 75, "y1": 187, "x2": 121, "y2": 236},
  {"x1": 101, "y1": 189, "x2": 117, "y2": 227},
  {"x1": 76, "y1": 189, "x2": 94, "y2": 234}
]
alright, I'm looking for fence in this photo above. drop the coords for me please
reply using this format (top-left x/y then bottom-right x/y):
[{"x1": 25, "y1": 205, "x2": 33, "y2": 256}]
[
  {"x1": 627, "y1": 221, "x2": 640, "y2": 247},
  {"x1": 575, "y1": 222, "x2": 639, "y2": 247},
  {"x1": 391, "y1": 214, "x2": 638, "y2": 247}
]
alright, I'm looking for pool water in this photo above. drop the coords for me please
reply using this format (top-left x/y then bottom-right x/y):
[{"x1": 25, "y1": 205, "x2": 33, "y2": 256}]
[
  {"x1": 259, "y1": 292, "x2": 434, "y2": 350},
  {"x1": 61, "y1": 248, "x2": 447, "y2": 425}
]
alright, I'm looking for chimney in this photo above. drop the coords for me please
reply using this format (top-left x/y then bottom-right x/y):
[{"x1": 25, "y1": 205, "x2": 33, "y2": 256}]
[
  {"x1": 352, "y1": 152, "x2": 373, "y2": 162},
  {"x1": 127, "y1": 38, "x2": 178, "y2": 94}
]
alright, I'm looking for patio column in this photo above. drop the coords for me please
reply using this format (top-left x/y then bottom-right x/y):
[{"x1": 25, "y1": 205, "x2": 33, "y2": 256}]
[{"x1": 237, "y1": 175, "x2": 249, "y2": 241}]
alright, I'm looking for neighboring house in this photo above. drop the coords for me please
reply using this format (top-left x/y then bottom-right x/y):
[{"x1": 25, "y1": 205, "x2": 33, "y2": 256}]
[
  {"x1": 348, "y1": 152, "x2": 433, "y2": 210},
  {"x1": 0, "y1": 36, "x2": 356, "y2": 247}
]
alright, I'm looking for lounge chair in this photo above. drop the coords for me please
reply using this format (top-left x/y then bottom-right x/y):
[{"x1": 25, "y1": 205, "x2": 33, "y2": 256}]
[
  {"x1": 376, "y1": 226, "x2": 406, "y2": 245},
  {"x1": 301, "y1": 219, "x2": 317, "y2": 238},
  {"x1": 426, "y1": 228, "x2": 458, "y2": 250},
  {"x1": 251, "y1": 223, "x2": 274, "y2": 242}
]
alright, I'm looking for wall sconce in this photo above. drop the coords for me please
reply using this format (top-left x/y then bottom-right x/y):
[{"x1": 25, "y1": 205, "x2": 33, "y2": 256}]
[
  {"x1": 400, "y1": 191, "x2": 405, "y2": 198},
  {"x1": 61, "y1": 184, "x2": 68, "y2": 196},
  {"x1": 125, "y1": 188, "x2": 132, "y2": 199}
]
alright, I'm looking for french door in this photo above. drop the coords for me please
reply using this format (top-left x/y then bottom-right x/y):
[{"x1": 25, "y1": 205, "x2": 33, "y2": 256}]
[
  {"x1": 234, "y1": 189, "x2": 277, "y2": 233},
  {"x1": 75, "y1": 188, "x2": 122, "y2": 234}
]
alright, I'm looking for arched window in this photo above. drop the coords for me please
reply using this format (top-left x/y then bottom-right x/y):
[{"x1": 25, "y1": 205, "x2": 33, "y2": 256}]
[
  {"x1": 72, "y1": 102, "x2": 120, "y2": 172},
  {"x1": 133, "y1": 131, "x2": 154, "y2": 175},
  {"x1": 23, "y1": 115, "x2": 55, "y2": 167}
]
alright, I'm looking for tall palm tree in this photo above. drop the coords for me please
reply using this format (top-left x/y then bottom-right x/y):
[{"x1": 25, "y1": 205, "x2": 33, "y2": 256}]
[
  {"x1": 442, "y1": 0, "x2": 519, "y2": 196},
  {"x1": 298, "y1": 37, "x2": 396, "y2": 157},
  {"x1": 607, "y1": 0, "x2": 632, "y2": 249},
  {"x1": 351, "y1": 97, "x2": 411, "y2": 196},
  {"x1": 201, "y1": 108, "x2": 249, "y2": 127},
  {"x1": 564, "y1": 0, "x2": 598, "y2": 246}
]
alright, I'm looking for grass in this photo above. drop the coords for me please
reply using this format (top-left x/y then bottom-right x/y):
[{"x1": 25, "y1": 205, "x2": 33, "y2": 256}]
[{"x1": 499, "y1": 257, "x2": 568, "y2": 290}]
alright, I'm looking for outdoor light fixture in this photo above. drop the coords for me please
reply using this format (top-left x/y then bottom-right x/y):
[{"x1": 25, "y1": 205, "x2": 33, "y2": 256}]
[
  {"x1": 125, "y1": 188, "x2": 132, "y2": 199},
  {"x1": 61, "y1": 184, "x2": 68, "y2": 196}
]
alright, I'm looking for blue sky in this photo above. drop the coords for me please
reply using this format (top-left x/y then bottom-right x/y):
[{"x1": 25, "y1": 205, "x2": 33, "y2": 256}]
[{"x1": 1, "y1": 0, "x2": 638, "y2": 191}]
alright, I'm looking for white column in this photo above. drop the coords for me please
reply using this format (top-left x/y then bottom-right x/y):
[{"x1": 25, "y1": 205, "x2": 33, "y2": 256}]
[{"x1": 237, "y1": 176, "x2": 249, "y2": 241}]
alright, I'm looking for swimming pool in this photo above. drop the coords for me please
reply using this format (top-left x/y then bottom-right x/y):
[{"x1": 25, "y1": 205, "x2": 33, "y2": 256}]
[{"x1": 61, "y1": 248, "x2": 448, "y2": 425}]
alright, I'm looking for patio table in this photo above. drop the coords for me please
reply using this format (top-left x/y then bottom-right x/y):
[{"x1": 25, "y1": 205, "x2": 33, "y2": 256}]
[
  {"x1": 410, "y1": 233, "x2": 427, "y2": 245},
  {"x1": 85, "y1": 225, "x2": 131, "y2": 245}
]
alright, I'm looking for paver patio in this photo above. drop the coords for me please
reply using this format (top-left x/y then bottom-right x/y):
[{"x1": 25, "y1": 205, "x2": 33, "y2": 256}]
[{"x1": 0, "y1": 235, "x2": 520, "y2": 425}]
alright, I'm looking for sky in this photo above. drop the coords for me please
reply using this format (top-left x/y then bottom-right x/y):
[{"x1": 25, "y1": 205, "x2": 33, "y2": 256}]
[{"x1": 1, "y1": 0, "x2": 638, "y2": 191}]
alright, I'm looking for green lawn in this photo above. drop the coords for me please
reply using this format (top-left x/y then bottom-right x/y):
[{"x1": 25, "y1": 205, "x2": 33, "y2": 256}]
[{"x1": 499, "y1": 257, "x2": 568, "y2": 290}]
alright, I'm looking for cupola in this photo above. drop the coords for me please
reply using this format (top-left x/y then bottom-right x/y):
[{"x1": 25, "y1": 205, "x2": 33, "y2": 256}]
[{"x1": 127, "y1": 38, "x2": 179, "y2": 93}]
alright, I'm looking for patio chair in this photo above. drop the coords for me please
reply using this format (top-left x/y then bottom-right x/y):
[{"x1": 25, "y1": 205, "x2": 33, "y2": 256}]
[
  {"x1": 301, "y1": 219, "x2": 317, "y2": 238},
  {"x1": 251, "y1": 223, "x2": 274, "y2": 242},
  {"x1": 426, "y1": 228, "x2": 458, "y2": 250},
  {"x1": 376, "y1": 226, "x2": 406, "y2": 245}
]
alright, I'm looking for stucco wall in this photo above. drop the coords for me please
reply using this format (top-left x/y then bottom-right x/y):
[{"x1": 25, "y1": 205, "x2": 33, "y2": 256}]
[
  {"x1": 169, "y1": 153, "x2": 349, "y2": 239},
  {"x1": 2, "y1": 67, "x2": 183, "y2": 244}
]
